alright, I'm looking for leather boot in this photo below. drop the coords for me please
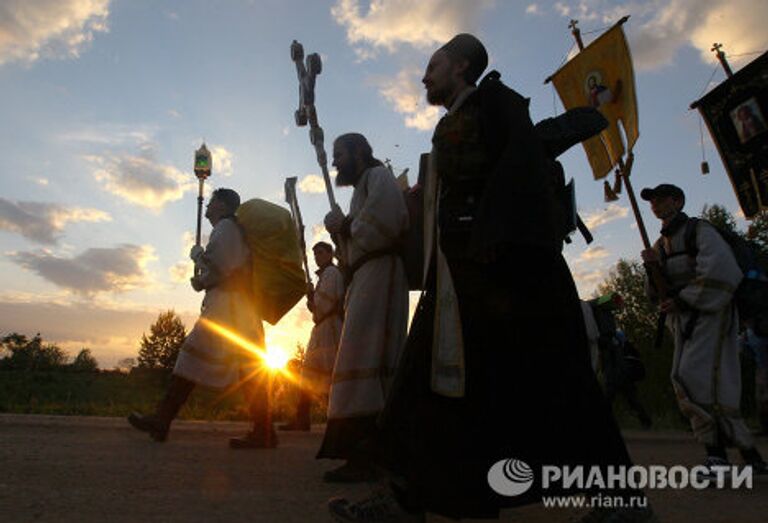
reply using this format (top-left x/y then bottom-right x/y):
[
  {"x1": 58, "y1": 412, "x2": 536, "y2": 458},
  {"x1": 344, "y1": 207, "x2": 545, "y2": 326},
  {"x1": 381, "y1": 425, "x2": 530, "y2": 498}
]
[
  {"x1": 229, "y1": 373, "x2": 277, "y2": 449},
  {"x1": 279, "y1": 391, "x2": 311, "y2": 431},
  {"x1": 128, "y1": 375, "x2": 194, "y2": 442}
]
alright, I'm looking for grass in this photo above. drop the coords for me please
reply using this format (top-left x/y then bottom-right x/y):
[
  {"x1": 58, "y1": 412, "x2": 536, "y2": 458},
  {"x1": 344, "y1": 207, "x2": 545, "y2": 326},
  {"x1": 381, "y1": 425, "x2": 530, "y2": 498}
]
[
  {"x1": 0, "y1": 361, "x2": 761, "y2": 433},
  {"x1": 0, "y1": 369, "x2": 327, "y2": 423}
]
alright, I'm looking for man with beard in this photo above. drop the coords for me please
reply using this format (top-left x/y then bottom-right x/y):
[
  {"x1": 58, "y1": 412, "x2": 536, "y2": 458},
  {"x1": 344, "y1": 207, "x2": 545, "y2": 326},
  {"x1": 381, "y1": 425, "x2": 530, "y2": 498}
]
[
  {"x1": 280, "y1": 241, "x2": 344, "y2": 431},
  {"x1": 317, "y1": 133, "x2": 409, "y2": 483},
  {"x1": 128, "y1": 188, "x2": 275, "y2": 449},
  {"x1": 329, "y1": 34, "x2": 654, "y2": 522}
]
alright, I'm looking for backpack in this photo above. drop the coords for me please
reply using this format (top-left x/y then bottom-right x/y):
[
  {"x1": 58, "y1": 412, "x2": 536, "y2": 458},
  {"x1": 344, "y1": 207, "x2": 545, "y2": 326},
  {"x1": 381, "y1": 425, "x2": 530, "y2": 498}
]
[
  {"x1": 235, "y1": 199, "x2": 307, "y2": 325},
  {"x1": 684, "y1": 217, "x2": 768, "y2": 335}
]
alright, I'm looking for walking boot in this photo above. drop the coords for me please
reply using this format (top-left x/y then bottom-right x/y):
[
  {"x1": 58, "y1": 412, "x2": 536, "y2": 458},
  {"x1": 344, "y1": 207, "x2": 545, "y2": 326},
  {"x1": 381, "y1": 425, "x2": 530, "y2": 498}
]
[
  {"x1": 229, "y1": 425, "x2": 278, "y2": 449},
  {"x1": 278, "y1": 391, "x2": 311, "y2": 431},
  {"x1": 230, "y1": 372, "x2": 277, "y2": 448},
  {"x1": 127, "y1": 375, "x2": 194, "y2": 442}
]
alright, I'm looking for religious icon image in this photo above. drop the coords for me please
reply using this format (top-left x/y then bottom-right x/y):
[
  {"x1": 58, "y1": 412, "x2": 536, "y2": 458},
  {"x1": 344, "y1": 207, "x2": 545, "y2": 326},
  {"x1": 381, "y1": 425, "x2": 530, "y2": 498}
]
[
  {"x1": 730, "y1": 98, "x2": 767, "y2": 144},
  {"x1": 585, "y1": 71, "x2": 613, "y2": 108}
]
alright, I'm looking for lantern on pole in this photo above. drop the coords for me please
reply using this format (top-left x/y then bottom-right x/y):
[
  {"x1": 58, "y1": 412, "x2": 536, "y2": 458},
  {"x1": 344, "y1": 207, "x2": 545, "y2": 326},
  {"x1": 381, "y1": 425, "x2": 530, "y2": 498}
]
[{"x1": 194, "y1": 143, "x2": 212, "y2": 247}]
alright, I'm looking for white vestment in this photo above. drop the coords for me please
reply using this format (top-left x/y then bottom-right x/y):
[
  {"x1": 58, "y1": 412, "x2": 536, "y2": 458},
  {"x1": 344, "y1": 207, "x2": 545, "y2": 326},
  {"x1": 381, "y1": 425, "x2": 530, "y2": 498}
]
[
  {"x1": 581, "y1": 300, "x2": 600, "y2": 372},
  {"x1": 174, "y1": 218, "x2": 264, "y2": 389},
  {"x1": 304, "y1": 265, "x2": 344, "y2": 386},
  {"x1": 647, "y1": 219, "x2": 753, "y2": 448},
  {"x1": 328, "y1": 166, "x2": 409, "y2": 419}
]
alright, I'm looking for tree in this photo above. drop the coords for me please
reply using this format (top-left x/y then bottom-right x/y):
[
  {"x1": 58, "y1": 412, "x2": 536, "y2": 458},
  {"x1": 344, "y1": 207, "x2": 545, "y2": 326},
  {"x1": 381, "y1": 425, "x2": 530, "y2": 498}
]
[
  {"x1": 138, "y1": 310, "x2": 186, "y2": 370},
  {"x1": 700, "y1": 203, "x2": 739, "y2": 236},
  {"x1": 116, "y1": 357, "x2": 137, "y2": 373},
  {"x1": 70, "y1": 348, "x2": 99, "y2": 372},
  {"x1": 747, "y1": 210, "x2": 768, "y2": 255},
  {"x1": 596, "y1": 259, "x2": 659, "y2": 347},
  {"x1": 0, "y1": 333, "x2": 68, "y2": 370}
]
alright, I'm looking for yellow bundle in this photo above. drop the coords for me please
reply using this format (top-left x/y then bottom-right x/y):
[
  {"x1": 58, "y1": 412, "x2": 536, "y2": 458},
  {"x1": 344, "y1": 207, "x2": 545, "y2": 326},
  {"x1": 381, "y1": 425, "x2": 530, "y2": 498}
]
[{"x1": 235, "y1": 198, "x2": 306, "y2": 325}]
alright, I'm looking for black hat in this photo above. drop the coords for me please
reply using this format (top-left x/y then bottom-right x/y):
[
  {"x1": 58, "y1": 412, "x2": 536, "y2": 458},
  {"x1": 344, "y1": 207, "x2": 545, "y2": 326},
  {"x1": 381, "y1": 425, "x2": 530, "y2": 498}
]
[
  {"x1": 640, "y1": 184, "x2": 685, "y2": 202},
  {"x1": 439, "y1": 33, "x2": 488, "y2": 85}
]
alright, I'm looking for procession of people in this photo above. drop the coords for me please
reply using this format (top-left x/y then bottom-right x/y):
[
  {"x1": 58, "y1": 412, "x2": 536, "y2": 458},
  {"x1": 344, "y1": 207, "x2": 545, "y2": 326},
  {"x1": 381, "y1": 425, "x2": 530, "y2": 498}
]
[{"x1": 120, "y1": 29, "x2": 768, "y2": 523}]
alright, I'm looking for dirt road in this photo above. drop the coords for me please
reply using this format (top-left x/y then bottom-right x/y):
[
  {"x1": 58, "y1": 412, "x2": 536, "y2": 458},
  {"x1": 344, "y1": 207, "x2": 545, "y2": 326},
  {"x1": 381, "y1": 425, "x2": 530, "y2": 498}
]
[{"x1": 1, "y1": 414, "x2": 766, "y2": 522}]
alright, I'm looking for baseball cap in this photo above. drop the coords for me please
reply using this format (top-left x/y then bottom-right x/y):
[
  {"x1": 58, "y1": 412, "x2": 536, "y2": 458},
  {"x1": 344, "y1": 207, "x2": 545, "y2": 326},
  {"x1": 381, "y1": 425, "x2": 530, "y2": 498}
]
[{"x1": 640, "y1": 184, "x2": 685, "y2": 202}]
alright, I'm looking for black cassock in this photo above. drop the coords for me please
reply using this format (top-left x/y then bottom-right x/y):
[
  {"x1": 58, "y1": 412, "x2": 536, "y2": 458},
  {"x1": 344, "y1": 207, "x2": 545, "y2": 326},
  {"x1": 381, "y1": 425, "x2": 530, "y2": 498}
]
[{"x1": 375, "y1": 74, "x2": 637, "y2": 519}]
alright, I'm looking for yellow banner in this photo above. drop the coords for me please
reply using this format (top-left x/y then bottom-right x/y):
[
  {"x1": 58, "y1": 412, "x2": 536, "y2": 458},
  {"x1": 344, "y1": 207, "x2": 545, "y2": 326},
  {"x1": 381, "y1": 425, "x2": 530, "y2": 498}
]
[{"x1": 550, "y1": 23, "x2": 639, "y2": 180}]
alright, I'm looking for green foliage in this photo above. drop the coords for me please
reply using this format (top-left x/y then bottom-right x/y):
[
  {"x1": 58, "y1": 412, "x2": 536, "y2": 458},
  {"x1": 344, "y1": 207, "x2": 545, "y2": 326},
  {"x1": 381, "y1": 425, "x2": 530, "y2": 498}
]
[
  {"x1": 597, "y1": 259, "x2": 658, "y2": 347},
  {"x1": 137, "y1": 310, "x2": 186, "y2": 370},
  {"x1": 70, "y1": 348, "x2": 99, "y2": 372},
  {"x1": 0, "y1": 333, "x2": 68, "y2": 371},
  {"x1": 747, "y1": 210, "x2": 768, "y2": 254},
  {"x1": 0, "y1": 369, "x2": 326, "y2": 423},
  {"x1": 700, "y1": 203, "x2": 739, "y2": 236},
  {"x1": 115, "y1": 357, "x2": 136, "y2": 373}
]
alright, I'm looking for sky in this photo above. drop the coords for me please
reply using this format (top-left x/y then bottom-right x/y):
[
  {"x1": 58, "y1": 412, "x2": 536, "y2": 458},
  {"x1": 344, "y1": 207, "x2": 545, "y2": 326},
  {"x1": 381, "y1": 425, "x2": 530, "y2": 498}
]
[{"x1": 1, "y1": 0, "x2": 767, "y2": 368}]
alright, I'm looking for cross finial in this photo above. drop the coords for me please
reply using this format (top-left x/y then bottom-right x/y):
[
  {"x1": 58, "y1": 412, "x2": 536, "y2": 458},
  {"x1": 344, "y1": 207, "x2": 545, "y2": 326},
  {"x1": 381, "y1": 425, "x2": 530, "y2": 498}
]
[
  {"x1": 711, "y1": 42, "x2": 734, "y2": 77},
  {"x1": 569, "y1": 19, "x2": 584, "y2": 51}
]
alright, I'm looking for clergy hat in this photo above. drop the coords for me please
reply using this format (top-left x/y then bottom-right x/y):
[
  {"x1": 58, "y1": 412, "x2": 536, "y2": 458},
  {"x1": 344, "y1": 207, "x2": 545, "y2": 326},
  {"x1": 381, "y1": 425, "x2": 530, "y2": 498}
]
[{"x1": 439, "y1": 33, "x2": 488, "y2": 85}]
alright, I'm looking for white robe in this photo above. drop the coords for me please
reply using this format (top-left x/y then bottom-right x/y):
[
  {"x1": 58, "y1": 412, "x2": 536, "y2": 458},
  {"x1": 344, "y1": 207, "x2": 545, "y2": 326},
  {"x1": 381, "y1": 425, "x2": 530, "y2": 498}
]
[
  {"x1": 174, "y1": 218, "x2": 264, "y2": 389},
  {"x1": 304, "y1": 264, "x2": 344, "y2": 387},
  {"x1": 328, "y1": 166, "x2": 409, "y2": 419},
  {"x1": 647, "y1": 219, "x2": 753, "y2": 448},
  {"x1": 581, "y1": 300, "x2": 600, "y2": 373}
]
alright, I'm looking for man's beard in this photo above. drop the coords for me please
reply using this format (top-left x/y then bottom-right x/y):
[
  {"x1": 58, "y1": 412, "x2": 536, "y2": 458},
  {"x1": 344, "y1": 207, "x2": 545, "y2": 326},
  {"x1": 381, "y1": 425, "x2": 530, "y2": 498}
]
[
  {"x1": 426, "y1": 84, "x2": 451, "y2": 106},
  {"x1": 335, "y1": 165, "x2": 361, "y2": 187}
]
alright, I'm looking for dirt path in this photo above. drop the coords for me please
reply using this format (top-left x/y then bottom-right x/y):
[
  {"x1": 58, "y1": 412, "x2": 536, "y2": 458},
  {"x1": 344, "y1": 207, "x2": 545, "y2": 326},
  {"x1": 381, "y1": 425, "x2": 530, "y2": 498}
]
[{"x1": 0, "y1": 414, "x2": 766, "y2": 522}]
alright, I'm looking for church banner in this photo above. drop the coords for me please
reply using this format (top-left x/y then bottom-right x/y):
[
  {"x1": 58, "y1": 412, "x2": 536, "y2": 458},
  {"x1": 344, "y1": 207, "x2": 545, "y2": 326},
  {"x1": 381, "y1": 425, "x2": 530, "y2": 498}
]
[
  {"x1": 549, "y1": 22, "x2": 639, "y2": 180},
  {"x1": 692, "y1": 51, "x2": 768, "y2": 219}
]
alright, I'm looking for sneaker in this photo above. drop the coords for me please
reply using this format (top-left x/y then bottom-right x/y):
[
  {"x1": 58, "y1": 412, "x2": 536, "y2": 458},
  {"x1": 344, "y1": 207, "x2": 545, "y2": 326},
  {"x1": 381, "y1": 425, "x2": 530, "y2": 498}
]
[
  {"x1": 127, "y1": 412, "x2": 169, "y2": 442},
  {"x1": 323, "y1": 461, "x2": 378, "y2": 483},
  {"x1": 328, "y1": 491, "x2": 424, "y2": 522}
]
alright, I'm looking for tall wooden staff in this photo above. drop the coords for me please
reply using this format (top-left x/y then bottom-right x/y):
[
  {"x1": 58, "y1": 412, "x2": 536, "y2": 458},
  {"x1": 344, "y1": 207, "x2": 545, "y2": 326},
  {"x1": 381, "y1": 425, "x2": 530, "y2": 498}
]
[
  {"x1": 284, "y1": 176, "x2": 312, "y2": 288},
  {"x1": 565, "y1": 18, "x2": 668, "y2": 343},
  {"x1": 193, "y1": 143, "x2": 212, "y2": 276},
  {"x1": 290, "y1": 40, "x2": 346, "y2": 263}
]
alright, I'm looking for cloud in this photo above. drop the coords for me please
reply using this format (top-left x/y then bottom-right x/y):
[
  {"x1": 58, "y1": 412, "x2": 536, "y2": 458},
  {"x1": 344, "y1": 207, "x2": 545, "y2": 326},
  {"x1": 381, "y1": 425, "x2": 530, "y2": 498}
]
[
  {"x1": 553, "y1": 1, "x2": 768, "y2": 71},
  {"x1": 571, "y1": 267, "x2": 607, "y2": 297},
  {"x1": 298, "y1": 174, "x2": 329, "y2": 194},
  {"x1": 210, "y1": 145, "x2": 233, "y2": 177},
  {"x1": 331, "y1": 0, "x2": 493, "y2": 58},
  {"x1": 168, "y1": 231, "x2": 200, "y2": 284},
  {"x1": 310, "y1": 223, "x2": 332, "y2": 246},
  {"x1": 0, "y1": 299, "x2": 197, "y2": 368},
  {"x1": 0, "y1": 0, "x2": 110, "y2": 67},
  {"x1": 526, "y1": 4, "x2": 542, "y2": 15},
  {"x1": 582, "y1": 202, "x2": 629, "y2": 230},
  {"x1": 10, "y1": 244, "x2": 156, "y2": 295},
  {"x1": 88, "y1": 144, "x2": 195, "y2": 211},
  {"x1": 374, "y1": 68, "x2": 440, "y2": 131},
  {"x1": 578, "y1": 245, "x2": 611, "y2": 262},
  {"x1": 0, "y1": 198, "x2": 111, "y2": 245},
  {"x1": 60, "y1": 124, "x2": 155, "y2": 146}
]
